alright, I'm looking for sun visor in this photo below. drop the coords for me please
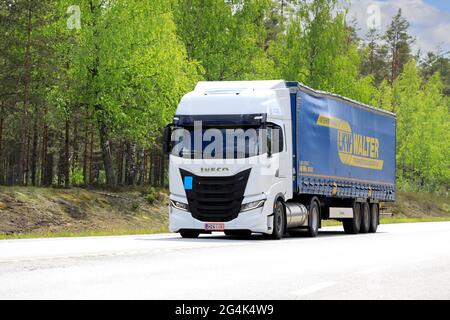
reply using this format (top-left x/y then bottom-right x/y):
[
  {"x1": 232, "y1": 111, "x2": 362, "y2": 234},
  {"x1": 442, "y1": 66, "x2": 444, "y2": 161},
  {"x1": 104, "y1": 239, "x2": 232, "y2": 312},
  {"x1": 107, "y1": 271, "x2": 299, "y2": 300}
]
[{"x1": 173, "y1": 114, "x2": 267, "y2": 127}]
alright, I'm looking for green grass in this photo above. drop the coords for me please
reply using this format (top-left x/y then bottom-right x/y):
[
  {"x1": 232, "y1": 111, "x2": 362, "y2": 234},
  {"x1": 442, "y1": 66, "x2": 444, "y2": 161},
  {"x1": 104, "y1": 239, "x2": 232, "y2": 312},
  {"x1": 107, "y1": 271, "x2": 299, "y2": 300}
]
[
  {"x1": 0, "y1": 227, "x2": 169, "y2": 240},
  {"x1": 2, "y1": 216, "x2": 450, "y2": 240},
  {"x1": 380, "y1": 216, "x2": 450, "y2": 224},
  {"x1": 322, "y1": 216, "x2": 450, "y2": 227}
]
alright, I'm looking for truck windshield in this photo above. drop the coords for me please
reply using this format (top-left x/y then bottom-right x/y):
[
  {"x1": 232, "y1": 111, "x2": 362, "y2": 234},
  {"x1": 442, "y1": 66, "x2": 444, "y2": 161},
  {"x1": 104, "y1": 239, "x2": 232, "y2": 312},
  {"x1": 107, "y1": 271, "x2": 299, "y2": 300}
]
[{"x1": 170, "y1": 127, "x2": 264, "y2": 159}]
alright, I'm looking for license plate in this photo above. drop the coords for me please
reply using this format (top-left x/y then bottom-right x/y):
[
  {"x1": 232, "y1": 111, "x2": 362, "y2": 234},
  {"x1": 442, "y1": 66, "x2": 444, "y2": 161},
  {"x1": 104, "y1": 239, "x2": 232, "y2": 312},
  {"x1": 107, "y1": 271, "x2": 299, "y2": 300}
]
[{"x1": 204, "y1": 223, "x2": 225, "y2": 231}]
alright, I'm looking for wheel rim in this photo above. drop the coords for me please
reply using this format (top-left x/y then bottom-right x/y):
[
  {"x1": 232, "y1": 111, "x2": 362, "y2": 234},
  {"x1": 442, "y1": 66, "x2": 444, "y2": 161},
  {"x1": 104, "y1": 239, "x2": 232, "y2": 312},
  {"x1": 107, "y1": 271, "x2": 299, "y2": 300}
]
[
  {"x1": 312, "y1": 207, "x2": 318, "y2": 230},
  {"x1": 276, "y1": 204, "x2": 283, "y2": 233}
]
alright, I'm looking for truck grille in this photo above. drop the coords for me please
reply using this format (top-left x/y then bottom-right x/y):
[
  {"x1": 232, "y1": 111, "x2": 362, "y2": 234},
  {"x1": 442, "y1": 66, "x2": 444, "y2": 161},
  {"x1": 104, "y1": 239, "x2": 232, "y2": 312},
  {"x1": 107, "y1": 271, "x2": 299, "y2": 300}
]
[{"x1": 180, "y1": 169, "x2": 251, "y2": 222}]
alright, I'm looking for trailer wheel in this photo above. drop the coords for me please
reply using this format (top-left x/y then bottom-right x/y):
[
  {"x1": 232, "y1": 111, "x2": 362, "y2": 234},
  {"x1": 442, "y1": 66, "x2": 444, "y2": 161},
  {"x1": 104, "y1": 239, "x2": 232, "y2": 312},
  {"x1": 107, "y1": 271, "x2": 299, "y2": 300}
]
[
  {"x1": 360, "y1": 202, "x2": 370, "y2": 233},
  {"x1": 343, "y1": 202, "x2": 361, "y2": 234},
  {"x1": 270, "y1": 200, "x2": 286, "y2": 240},
  {"x1": 307, "y1": 199, "x2": 320, "y2": 237},
  {"x1": 369, "y1": 203, "x2": 379, "y2": 233},
  {"x1": 180, "y1": 230, "x2": 200, "y2": 238}
]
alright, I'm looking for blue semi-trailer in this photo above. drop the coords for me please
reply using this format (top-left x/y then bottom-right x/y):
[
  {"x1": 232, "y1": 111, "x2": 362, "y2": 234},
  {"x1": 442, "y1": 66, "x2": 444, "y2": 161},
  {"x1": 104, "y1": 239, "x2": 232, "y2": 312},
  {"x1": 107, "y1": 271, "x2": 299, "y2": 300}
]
[{"x1": 164, "y1": 80, "x2": 396, "y2": 239}]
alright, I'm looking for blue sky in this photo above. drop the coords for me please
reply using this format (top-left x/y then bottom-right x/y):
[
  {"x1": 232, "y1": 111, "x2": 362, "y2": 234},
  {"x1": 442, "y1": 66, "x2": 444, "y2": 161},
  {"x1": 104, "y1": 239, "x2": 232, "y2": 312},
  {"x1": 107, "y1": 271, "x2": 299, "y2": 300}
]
[
  {"x1": 424, "y1": 0, "x2": 450, "y2": 13},
  {"x1": 346, "y1": 0, "x2": 450, "y2": 55}
]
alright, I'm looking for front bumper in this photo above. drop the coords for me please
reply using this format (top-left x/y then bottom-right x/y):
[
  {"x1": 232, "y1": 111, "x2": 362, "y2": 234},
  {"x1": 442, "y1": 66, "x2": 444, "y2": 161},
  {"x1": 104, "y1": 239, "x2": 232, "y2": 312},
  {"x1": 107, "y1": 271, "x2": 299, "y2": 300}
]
[{"x1": 169, "y1": 206, "x2": 272, "y2": 234}]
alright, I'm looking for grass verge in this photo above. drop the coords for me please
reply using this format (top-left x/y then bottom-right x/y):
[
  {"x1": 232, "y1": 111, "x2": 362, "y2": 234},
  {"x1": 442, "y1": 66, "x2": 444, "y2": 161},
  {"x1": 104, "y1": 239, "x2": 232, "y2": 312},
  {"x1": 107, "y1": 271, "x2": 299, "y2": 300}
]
[
  {"x1": 2, "y1": 217, "x2": 450, "y2": 240},
  {"x1": 0, "y1": 227, "x2": 169, "y2": 240},
  {"x1": 322, "y1": 216, "x2": 450, "y2": 227}
]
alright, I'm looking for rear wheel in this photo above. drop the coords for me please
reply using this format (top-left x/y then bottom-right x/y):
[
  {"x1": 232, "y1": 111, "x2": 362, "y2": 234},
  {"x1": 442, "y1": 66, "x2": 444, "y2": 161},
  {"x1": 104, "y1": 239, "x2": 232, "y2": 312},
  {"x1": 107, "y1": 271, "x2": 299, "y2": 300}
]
[
  {"x1": 307, "y1": 199, "x2": 320, "y2": 237},
  {"x1": 180, "y1": 230, "x2": 200, "y2": 238},
  {"x1": 343, "y1": 202, "x2": 361, "y2": 234},
  {"x1": 270, "y1": 200, "x2": 286, "y2": 240},
  {"x1": 369, "y1": 203, "x2": 379, "y2": 233},
  {"x1": 360, "y1": 202, "x2": 370, "y2": 233}
]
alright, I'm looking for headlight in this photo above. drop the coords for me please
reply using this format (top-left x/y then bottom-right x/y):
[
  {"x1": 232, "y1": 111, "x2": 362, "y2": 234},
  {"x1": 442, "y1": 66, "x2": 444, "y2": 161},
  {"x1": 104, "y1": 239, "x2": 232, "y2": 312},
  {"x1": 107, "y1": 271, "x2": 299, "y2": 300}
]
[
  {"x1": 240, "y1": 200, "x2": 265, "y2": 212},
  {"x1": 170, "y1": 200, "x2": 189, "y2": 211}
]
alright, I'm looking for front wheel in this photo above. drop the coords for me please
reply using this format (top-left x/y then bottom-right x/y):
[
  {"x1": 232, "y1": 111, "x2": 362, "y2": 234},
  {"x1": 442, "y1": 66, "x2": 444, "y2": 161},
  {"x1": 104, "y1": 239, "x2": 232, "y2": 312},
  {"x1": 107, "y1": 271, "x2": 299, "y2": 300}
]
[
  {"x1": 270, "y1": 200, "x2": 286, "y2": 240},
  {"x1": 307, "y1": 199, "x2": 320, "y2": 237}
]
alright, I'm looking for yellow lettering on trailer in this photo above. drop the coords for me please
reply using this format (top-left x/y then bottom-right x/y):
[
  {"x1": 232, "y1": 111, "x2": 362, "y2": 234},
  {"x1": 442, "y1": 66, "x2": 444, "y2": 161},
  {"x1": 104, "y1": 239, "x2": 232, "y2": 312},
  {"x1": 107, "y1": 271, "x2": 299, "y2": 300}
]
[{"x1": 317, "y1": 115, "x2": 384, "y2": 170}]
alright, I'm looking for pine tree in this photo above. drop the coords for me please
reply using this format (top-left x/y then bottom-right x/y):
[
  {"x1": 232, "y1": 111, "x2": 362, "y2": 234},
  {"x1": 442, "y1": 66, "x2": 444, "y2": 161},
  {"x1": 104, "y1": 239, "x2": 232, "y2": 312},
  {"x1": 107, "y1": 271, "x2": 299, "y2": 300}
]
[
  {"x1": 360, "y1": 28, "x2": 390, "y2": 85},
  {"x1": 384, "y1": 9, "x2": 414, "y2": 84},
  {"x1": 420, "y1": 50, "x2": 450, "y2": 96}
]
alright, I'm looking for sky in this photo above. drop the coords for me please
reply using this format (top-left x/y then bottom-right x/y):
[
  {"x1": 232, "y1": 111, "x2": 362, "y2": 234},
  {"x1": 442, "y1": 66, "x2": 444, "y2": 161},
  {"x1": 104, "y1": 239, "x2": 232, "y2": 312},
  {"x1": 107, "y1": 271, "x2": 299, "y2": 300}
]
[{"x1": 345, "y1": 0, "x2": 450, "y2": 55}]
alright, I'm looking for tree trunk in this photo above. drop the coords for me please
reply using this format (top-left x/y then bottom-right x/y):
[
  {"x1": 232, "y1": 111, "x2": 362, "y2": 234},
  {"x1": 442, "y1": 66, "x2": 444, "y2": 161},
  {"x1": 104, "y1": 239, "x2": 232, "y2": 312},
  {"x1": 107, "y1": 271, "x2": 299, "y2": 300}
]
[
  {"x1": 83, "y1": 117, "x2": 89, "y2": 186},
  {"x1": 159, "y1": 146, "x2": 165, "y2": 187},
  {"x1": 143, "y1": 148, "x2": 148, "y2": 185},
  {"x1": 44, "y1": 130, "x2": 54, "y2": 186},
  {"x1": 0, "y1": 103, "x2": 5, "y2": 184},
  {"x1": 64, "y1": 119, "x2": 70, "y2": 188},
  {"x1": 97, "y1": 117, "x2": 116, "y2": 188},
  {"x1": 24, "y1": 128, "x2": 31, "y2": 185},
  {"x1": 72, "y1": 118, "x2": 78, "y2": 175},
  {"x1": 89, "y1": 128, "x2": 94, "y2": 185},
  {"x1": 125, "y1": 140, "x2": 136, "y2": 186},
  {"x1": 46, "y1": 152, "x2": 54, "y2": 187},
  {"x1": 151, "y1": 146, "x2": 158, "y2": 186},
  {"x1": 19, "y1": 3, "x2": 33, "y2": 185},
  {"x1": 30, "y1": 107, "x2": 39, "y2": 186},
  {"x1": 137, "y1": 146, "x2": 145, "y2": 185},
  {"x1": 40, "y1": 122, "x2": 48, "y2": 186},
  {"x1": 117, "y1": 139, "x2": 124, "y2": 186},
  {"x1": 0, "y1": 103, "x2": 4, "y2": 184},
  {"x1": 57, "y1": 136, "x2": 64, "y2": 187}
]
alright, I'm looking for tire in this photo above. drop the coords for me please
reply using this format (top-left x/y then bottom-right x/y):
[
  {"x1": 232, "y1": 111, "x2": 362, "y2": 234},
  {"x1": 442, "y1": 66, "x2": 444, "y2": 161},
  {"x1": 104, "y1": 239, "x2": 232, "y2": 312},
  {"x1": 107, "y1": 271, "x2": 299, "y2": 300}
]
[
  {"x1": 369, "y1": 203, "x2": 379, "y2": 233},
  {"x1": 307, "y1": 199, "x2": 320, "y2": 237},
  {"x1": 360, "y1": 202, "x2": 370, "y2": 233},
  {"x1": 343, "y1": 202, "x2": 361, "y2": 234},
  {"x1": 224, "y1": 230, "x2": 252, "y2": 237},
  {"x1": 180, "y1": 230, "x2": 200, "y2": 238},
  {"x1": 270, "y1": 200, "x2": 286, "y2": 240}
]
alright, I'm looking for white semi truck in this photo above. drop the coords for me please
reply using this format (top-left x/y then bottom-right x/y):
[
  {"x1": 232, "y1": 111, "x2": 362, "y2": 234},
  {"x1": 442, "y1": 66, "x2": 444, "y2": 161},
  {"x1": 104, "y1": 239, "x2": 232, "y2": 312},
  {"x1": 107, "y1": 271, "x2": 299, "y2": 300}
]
[{"x1": 163, "y1": 81, "x2": 396, "y2": 239}]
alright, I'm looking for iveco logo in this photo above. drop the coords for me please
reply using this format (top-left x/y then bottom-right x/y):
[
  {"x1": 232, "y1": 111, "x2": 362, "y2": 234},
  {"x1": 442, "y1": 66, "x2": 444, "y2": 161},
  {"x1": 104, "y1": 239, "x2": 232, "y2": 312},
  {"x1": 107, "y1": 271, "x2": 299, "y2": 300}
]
[{"x1": 200, "y1": 167, "x2": 230, "y2": 173}]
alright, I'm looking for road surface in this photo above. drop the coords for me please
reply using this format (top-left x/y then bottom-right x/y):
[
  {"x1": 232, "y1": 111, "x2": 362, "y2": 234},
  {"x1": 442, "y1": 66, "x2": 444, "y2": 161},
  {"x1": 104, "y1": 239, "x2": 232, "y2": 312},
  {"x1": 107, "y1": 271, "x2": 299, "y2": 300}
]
[{"x1": 1, "y1": 222, "x2": 450, "y2": 299}]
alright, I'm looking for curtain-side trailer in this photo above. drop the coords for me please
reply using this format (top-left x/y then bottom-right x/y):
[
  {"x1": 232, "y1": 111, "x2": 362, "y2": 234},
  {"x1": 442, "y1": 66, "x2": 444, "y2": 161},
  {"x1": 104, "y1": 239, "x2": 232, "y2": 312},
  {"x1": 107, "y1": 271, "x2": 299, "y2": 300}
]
[{"x1": 164, "y1": 80, "x2": 396, "y2": 239}]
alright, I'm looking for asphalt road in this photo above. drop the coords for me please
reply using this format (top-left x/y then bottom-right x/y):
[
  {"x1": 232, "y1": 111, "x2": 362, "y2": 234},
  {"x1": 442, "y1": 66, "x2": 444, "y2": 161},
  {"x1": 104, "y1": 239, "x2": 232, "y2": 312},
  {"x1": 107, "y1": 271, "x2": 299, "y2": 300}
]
[{"x1": 1, "y1": 222, "x2": 449, "y2": 299}]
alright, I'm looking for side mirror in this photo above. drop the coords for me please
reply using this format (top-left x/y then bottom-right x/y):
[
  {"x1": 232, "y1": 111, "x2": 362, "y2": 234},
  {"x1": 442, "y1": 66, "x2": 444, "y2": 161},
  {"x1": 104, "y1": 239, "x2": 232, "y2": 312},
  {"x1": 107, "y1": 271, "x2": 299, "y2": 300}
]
[{"x1": 162, "y1": 125, "x2": 172, "y2": 154}]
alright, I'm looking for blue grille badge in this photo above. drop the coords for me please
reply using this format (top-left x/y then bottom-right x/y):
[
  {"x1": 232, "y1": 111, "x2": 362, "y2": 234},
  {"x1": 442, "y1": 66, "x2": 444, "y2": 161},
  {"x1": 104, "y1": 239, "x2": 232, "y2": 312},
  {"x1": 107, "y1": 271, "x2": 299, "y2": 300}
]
[{"x1": 184, "y1": 176, "x2": 193, "y2": 190}]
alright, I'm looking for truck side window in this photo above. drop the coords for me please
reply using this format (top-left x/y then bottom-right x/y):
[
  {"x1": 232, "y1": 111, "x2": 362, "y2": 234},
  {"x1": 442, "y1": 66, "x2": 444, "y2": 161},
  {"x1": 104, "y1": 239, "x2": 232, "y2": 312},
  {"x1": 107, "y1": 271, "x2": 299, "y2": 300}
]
[{"x1": 267, "y1": 124, "x2": 284, "y2": 154}]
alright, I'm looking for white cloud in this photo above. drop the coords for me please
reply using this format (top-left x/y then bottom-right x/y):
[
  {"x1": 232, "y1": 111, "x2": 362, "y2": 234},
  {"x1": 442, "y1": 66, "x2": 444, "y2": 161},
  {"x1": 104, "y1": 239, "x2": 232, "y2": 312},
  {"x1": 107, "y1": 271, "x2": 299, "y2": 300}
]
[{"x1": 344, "y1": 0, "x2": 450, "y2": 54}]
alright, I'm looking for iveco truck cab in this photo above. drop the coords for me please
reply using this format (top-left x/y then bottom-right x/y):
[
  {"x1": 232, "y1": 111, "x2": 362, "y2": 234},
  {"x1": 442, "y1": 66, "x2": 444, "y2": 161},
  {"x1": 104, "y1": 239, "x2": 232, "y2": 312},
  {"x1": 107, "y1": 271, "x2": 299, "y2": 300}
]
[{"x1": 163, "y1": 80, "x2": 396, "y2": 239}]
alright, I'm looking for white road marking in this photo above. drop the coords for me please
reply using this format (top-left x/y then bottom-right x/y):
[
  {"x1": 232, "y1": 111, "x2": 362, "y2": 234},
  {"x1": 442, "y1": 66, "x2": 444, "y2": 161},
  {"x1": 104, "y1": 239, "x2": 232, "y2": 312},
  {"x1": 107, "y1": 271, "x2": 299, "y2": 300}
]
[{"x1": 290, "y1": 281, "x2": 336, "y2": 297}]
